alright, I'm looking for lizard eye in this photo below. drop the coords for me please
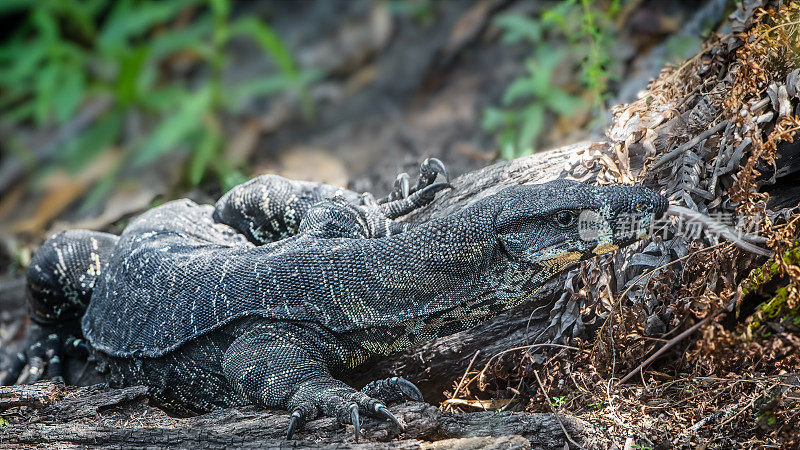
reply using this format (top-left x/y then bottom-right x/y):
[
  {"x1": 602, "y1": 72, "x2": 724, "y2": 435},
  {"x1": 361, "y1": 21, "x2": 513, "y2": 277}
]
[{"x1": 552, "y1": 210, "x2": 577, "y2": 229}]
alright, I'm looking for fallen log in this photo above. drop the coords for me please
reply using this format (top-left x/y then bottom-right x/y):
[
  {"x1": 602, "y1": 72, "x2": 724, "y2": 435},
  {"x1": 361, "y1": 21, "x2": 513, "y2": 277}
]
[{"x1": 0, "y1": 382, "x2": 596, "y2": 449}]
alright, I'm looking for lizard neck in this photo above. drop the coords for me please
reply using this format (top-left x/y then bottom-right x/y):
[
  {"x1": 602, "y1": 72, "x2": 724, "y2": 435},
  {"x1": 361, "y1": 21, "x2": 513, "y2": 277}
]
[{"x1": 403, "y1": 253, "x2": 556, "y2": 348}]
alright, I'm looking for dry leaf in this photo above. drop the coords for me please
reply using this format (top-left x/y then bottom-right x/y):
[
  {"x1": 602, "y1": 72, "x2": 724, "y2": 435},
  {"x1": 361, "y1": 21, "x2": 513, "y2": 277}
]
[
  {"x1": 440, "y1": 398, "x2": 513, "y2": 411},
  {"x1": 10, "y1": 150, "x2": 121, "y2": 235},
  {"x1": 258, "y1": 147, "x2": 349, "y2": 188}
]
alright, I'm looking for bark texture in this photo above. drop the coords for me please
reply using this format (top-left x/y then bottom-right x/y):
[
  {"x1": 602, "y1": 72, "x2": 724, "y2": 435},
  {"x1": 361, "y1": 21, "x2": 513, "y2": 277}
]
[{"x1": 0, "y1": 382, "x2": 596, "y2": 449}]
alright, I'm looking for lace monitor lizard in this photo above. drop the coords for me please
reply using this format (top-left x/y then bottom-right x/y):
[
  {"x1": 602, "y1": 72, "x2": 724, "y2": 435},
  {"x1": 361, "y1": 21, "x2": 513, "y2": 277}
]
[{"x1": 1, "y1": 158, "x2": 667, "y2": 441}]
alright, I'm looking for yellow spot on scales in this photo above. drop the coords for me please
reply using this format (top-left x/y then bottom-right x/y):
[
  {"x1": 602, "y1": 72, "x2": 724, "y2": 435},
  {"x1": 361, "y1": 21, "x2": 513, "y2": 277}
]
[
  {"x1": 541, "y1": 251, "x2": 582, "y2": 270},
  {"x1": 593, "y1": 243, "x2": 619, "y2": 255}
]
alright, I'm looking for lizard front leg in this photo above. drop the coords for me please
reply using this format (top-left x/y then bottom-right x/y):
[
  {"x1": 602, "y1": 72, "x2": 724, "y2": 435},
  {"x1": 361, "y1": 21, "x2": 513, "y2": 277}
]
[
  {"x1": 377, "y1": 157, "x2": 450, "y2": 204},
  {"x1": 2, "y1": 230, "x2": 116, "y2": 385},
  {"x1": 222, "y1": 322, "x2": 421, "y2": 441}
]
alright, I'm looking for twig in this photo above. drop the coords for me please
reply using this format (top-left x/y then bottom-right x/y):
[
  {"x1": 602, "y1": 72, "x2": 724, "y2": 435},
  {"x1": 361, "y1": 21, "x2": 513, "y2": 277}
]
[
  {"x1": 753, "y1": 20, "x2": 800, "y2": 44},
  {"x1": 717, "y1": 381, "x2": 781, "y2": 428},
  {"x1": 474, "y1": 344, "x2": 579, "y2": 386},
  {"x1": 533, "y1": 370, "x2": 583, "y2": 450},
  {"x1": 449, "y1": 351, "x2": 480, "y2": 404},
  {"x1": 665, "y1": 205, "x2": 771, "y2": 256},
  {"x1": 708, "y1": 122, "x2": 730, "y2": 195},
  {"x1": 651, "y1": 120, "x2": 728, "y2": 171},
  {"x1": 498, "y1": 377, "x2": 524, "y2": 413},
  {"x1": 687, "y1": 402, "x2": 740, "y2": 432},
  {"x1": 618, "y1": 316, "x2": 710, "y2": 384},
  {"x1": 455, "y1": 344, "x2": 580, "y2": 402}
]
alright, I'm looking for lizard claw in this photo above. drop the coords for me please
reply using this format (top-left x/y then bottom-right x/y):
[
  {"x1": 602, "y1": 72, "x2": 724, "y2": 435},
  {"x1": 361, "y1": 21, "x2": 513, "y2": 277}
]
[
  {"x1": 362, "y1": 376, "x2": 424, "y2": 404},
  {"x1": 64, "y1": 337, "x2": 90, "y2": 357},
  {"x1": 375, "y1": 403, "x2": 404, "y2": 430},
  {"x1": 391, "y1": 377, "x2": 424, "y2": 402},
  {"x1": 286, "y1": 409, "x2": 302, "y2": 440},
  {"x1": 349, "y1": 403, "x2": 361, "y2": 442},
  {"x1": 394, "y1": 173, "x2": 411, "y2": 200},
  {"x1": 419, "y1": 157, "x2": 449, "y2": 187},
  {"x1": 377, "y1": 173, "x2": 411, "y2": 204}
]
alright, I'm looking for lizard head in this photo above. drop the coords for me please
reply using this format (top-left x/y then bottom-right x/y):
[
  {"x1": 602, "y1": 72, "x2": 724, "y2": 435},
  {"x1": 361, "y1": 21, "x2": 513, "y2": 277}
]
[{"x1": 493, "y1": 180, "x2": 667, "y2": 272}]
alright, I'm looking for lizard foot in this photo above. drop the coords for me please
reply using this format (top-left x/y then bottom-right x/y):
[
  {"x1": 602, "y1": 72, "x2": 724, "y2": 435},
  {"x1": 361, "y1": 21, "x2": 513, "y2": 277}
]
[
  {"x1": 285, "y1": 377, "x2": 422, "y2": 442},
  {"x1": 0, "y1": 324, "x2": 81, "y2": 385},
  {"x1": 378, "y1": 158, "x2": 449, "y2": 204}
]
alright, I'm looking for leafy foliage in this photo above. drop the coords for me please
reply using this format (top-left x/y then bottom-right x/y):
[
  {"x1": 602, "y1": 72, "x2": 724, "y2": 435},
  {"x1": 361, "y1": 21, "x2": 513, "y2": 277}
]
[
  {"x1": 484, "y1": 0, "x2": 622, "y2": 159},
  {"x1": 0, "y1": 0, "x2": 321, "y2": 205}
]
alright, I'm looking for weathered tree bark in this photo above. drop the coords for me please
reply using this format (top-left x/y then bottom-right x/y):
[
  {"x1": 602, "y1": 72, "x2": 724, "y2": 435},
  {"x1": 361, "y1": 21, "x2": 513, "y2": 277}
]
[
  {"x1": 0, "y1": 382, "x2": 597, "y2": 449},
  {"x1": 0, "y1": 141, "x2": 604, "y2": 449}
]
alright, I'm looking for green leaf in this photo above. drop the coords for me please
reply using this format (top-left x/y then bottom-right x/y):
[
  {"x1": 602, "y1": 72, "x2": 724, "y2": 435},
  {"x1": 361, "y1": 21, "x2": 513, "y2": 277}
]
[
  {"x1": 231, "y1": 17, "x2": 297, "y2": 77},
  {"x1": 187, "y1": 128, "x2": 220, "y2": 186},
  {"x1": 225, "y1": 74, "x2": 294, "y2": 108},
  {"x1": 543, "y1": 88, "x2": 584, "y2": 116},
  {"x1": 208, "y1": 0, "x2": 230, "y2": 21},
  {"x1": 60, "y1": 109, "x2": 123, "y2": 172},
  {"x1": 481, "y1": 107, "x2": 512, "y2": 131},
  {"x1": 134, "y1": 86, "x2": 212, "y2": 167},
  {"x1": 0, "y1": 39, "x2": 45, "y2": 86},
  {"x1": 502, "y1": 77, "x2": 537, "y2": 105},
  {"x1": 541, "y1": 1, "x2": 575, "y2": 29},
  {"x1": 230, "y1": 17, "x2": 322, "y2": 119},
  {"x1": 493, "y1": 14, "x2": 542, "y2": 44},
  {"x1": 528, "y1": 48, "x2": 564, "y2": 93},
  {"x1": 34, "y1": 63, "x2": 58, "y2": 124},
  {"x1": 115, "y1": 46, "x2": 149, "y2": 106},
  {"x1": 53, "y1": 68, "x2": 85, "y2": 123},
  {"x1": 99, "y1": 0, "x2": 197, "y2": 52},
  {"x1": 59, "y1": 0, "x2": 103, "y2": 40},
  {"x1": 498, "y1": 134, "x2": 517, "y2": 160},
  {"x1": 0, "y1": 0, "x2": 32, "y2": 17},
  {"x1": 219, "y1": 167, "x2": 248, "y2": 192},
  {"x1": 80, "y1": 160, "x2": 122, "y2": 213},
  {"x1": 31, "y1": 5, "x2": 59, "y2": 43},
  {"x1": 148, "y1": 18, "x2": 214, "y2": 60},
  {"x1": 516, "y1": 104, "x2": 544, "y2": 155},
  {"x1": 2, "y1": 101, "x2": 36, "y2": 124},
  {"x1": 136, "y1": 85, "x2": 189, "y2": 112}
]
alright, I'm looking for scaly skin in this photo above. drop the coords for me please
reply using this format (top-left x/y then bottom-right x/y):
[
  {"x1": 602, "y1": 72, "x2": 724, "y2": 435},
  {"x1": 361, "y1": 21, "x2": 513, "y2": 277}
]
[{"x1": 1, "y1": 159, "x2": 667, "y2": 440}]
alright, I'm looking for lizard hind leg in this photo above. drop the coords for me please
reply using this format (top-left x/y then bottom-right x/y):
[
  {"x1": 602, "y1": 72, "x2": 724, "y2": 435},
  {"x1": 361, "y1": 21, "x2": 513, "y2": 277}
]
[{"x1": 222, "y1": 322, "x2": 420, "y2": 442}]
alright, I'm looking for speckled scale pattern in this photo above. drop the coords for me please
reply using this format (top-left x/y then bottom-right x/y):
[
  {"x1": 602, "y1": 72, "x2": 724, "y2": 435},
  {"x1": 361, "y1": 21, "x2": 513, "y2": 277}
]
[
  {"x1": 213, "y1": 174, "x2": 361, "y2": 244},
  {"x1": 82, "y1": 196, "x2": 497, "y2": 359},
  {"x1": 21, "y1": 173, "x2": 667, "y2": 420},
  {"x1": 26, "y1": 230, "x2": 118, "y2": 324}
]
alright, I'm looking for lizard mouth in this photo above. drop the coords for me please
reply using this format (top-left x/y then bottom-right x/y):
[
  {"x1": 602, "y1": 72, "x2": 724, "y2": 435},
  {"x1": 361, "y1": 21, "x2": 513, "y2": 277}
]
[{"x1": 497, "y1": 238, "x2": 585, "y2": 269}]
